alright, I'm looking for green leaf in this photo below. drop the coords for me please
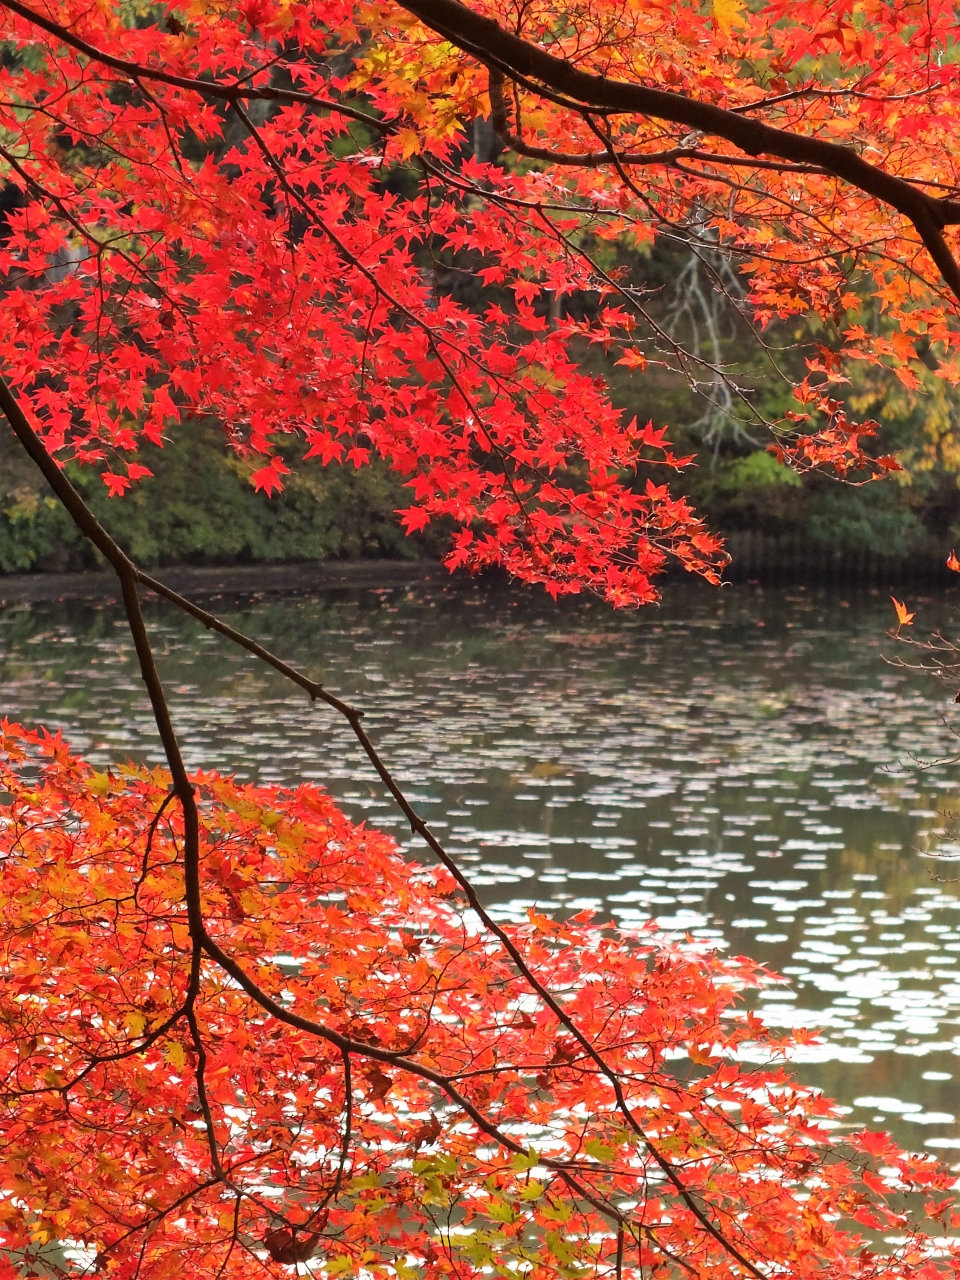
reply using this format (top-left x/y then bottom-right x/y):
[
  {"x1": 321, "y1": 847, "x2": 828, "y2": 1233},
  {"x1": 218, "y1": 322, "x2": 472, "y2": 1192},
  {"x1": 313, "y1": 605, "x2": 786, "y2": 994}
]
[
  {"x1": 584, "y1": 1137, "x2": 615, "y2": 1162},
  {"x1": 510, "y1": 1146, "x2": 540, "y2": 1172},
  {"x1": 487, "y1": 1198, "x2": 518, "y2": 1224}
]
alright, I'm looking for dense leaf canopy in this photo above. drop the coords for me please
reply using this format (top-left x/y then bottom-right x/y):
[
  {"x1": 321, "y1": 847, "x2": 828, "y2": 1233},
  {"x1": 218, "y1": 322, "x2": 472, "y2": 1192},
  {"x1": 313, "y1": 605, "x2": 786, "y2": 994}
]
[
  {"x1": 6, "y1": 0, "x2": 955, "y2": 601},
  {"x1": 1, "y1": 723, "x2": 956, "y2": 1279},
  {"x1": 4, "y1": 0, "x2": 960, "y2": 1275}
]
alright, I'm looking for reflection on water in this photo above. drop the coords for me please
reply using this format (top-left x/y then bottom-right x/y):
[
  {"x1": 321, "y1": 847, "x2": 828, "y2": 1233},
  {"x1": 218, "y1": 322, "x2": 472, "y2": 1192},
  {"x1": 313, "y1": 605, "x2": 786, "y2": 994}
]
[{"x1": 4, "y1": 577, "x2": 960, "y2": 1156}]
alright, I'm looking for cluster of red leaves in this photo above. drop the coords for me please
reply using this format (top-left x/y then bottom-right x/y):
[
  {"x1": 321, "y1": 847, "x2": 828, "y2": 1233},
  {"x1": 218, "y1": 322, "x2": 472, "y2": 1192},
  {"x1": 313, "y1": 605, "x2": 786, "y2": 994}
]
[
  {"x1": 0, "y1": 722, "x2": 957, "y2": 1279},
  {"x1": 0, "y1": 0, "x2": 730, "y2": 607},
  {"x1": 11, "y1": 0, "x2": 960, "y2": 601},
  {"x1": 771, "y1": 398, "x2": 902, "y2": 482},
  {"x1": 363, "y1": 0, "x2": 960, "y2": 414}
]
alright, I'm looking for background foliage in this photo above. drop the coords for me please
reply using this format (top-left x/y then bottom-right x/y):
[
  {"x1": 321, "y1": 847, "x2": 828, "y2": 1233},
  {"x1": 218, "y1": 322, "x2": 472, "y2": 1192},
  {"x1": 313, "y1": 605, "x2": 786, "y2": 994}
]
[
  {"x1": 2, "y1": 320, "x2": 953, "y2": 576},
  {"x1": 0, "y1": 416, "x2": 435, "y2": 573}
]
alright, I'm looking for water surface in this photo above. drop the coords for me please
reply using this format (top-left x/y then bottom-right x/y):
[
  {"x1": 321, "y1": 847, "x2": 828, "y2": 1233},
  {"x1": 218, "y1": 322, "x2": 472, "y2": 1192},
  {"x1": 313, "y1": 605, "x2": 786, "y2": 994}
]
[{"x1": 4, "y1": 577, "x2": 960, "y2": 1157}]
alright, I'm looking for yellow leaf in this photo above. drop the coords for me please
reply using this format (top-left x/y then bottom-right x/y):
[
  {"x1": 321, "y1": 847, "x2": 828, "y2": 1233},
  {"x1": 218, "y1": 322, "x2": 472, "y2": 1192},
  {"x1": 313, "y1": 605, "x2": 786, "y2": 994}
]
[
  {"x1": 125, "y1": 1010, "x2": 147, "y2": 1037},
  {"x1": 688, "y1": 1043, "x2": 716, "y2": 1066},
  {"x1": 712, "y1": 0, "x2": 746, "y2": 33},
  {"x1": 394, "y1": 128, "x2": 421, "y2": 160},
  {"x1": 164, "y1": 1041, "x2": 187, "y2": 1071}
]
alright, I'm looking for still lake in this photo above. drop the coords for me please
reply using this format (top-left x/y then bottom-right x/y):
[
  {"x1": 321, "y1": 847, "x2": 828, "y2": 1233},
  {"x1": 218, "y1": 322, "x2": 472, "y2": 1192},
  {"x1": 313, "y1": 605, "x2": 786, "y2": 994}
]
[{"x1": 5, "y1": 574, "x2": 960, "y2": 1158}]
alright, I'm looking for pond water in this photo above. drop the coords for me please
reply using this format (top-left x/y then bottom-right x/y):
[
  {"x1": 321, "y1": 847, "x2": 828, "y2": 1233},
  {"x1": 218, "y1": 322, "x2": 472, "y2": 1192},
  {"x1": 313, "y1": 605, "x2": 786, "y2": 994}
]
[{"x1": 5, "y1": 575, "x2": 960, "y2": 1159}]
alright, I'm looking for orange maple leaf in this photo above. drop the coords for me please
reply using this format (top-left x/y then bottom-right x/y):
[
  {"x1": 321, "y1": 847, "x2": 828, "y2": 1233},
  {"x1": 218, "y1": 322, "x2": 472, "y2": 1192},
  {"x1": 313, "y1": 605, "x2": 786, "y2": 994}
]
[
  {"x1": 891, "y1": 597, "x2": 915, "y2": 627},
  {"x1": 364, "y1": 1066, "x2": 394, "y2": 1100},
  {"x1": 948, "y1": 550, "x2": 960, "y2": 572},
  {"x1": 688, "y1": 1043, "x2": 715, "y2": 1066}
]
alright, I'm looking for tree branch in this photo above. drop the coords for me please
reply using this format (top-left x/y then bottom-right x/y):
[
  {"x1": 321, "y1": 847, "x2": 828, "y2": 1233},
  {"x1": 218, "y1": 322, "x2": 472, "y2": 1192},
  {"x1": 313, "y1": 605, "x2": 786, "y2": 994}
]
[
  {"x1": 488, "y1": 69, "x2": 826, "y2": 176},
  {"x1": 399, "y1": 0, "x2": 960, "y2": 303},
  {"x1": 0, "y1": 370, "x2": 765, "y2": 1276}
]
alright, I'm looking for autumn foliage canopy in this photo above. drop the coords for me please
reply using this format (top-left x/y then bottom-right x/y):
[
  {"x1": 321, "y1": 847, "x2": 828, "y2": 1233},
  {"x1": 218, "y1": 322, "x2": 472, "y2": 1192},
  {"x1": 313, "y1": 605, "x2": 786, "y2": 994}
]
[
  {"x1": 1, "y1": 722, "x2": 958, "y2": 1280},
  {"x1": 5, "y1": 0, "x2": 960, "y2": 1272},
  {"x1": 6, "y1": 0, "x2": 954, "y2": 603}
]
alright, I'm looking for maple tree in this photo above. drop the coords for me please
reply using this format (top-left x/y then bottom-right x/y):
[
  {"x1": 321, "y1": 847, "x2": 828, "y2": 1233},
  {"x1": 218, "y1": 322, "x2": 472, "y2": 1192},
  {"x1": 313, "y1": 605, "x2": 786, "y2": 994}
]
[
  {"x1": 3, "y1": 719, "x2": 959, "y2": 1280},
  {"x1": 5, "y1": 0, "x2": 960, "y2": 1273}
]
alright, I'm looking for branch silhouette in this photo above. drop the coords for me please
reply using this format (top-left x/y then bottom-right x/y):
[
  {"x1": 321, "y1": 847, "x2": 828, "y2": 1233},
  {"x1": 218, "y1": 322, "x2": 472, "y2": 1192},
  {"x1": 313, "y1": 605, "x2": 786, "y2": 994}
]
[{"x1": 0, "y1": 370, "x2": 768, "y2": 1277}]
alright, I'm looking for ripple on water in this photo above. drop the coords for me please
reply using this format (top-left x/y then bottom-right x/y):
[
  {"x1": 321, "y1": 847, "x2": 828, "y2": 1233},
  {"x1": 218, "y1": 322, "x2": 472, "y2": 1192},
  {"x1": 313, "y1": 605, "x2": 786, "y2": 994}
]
[{"x1": 5, "y1": 581, "x2": 960, "y2": 1156}]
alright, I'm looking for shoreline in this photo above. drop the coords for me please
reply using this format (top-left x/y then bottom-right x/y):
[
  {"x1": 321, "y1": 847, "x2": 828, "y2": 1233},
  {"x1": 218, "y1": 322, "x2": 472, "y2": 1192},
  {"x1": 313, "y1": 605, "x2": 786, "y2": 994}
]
[
  {"x1": 2, "y1": 540, "x2": 958, "y2": 606},
  {"x1": 0, "y1": 559, "x2": 442, "y2": 605}
]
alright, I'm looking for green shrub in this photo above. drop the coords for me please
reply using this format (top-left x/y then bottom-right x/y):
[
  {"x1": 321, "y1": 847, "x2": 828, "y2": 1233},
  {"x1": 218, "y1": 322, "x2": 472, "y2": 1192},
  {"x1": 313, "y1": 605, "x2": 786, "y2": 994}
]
[{"x1": 0, "y1": 420, "x2": 432, "y2": 573}]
